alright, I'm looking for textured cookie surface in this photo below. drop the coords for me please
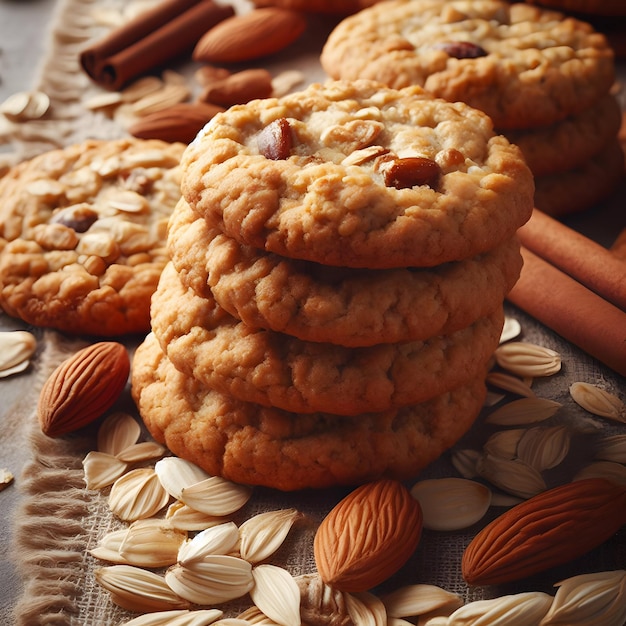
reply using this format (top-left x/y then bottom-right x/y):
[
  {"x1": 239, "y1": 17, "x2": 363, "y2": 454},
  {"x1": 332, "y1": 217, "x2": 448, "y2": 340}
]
[
  {"x1": 151, "y1": 262, "x2": 503, "y2": 415},
  {"x1": 131, "y1": 332, "x2": 488, "y2": 490},
  {"x1": 320, "y1": 1, "x2": 614, "y2": 129},
  {"x1": 181, "y1": 80, "x2": 533, "y2": 268},
  {"x1": 0, "y1": 138, "x2": 184, "y2": 335},
  {"x1": 169, "y1": 199, "x2": 522, "y2": 347},
  {"x1": 533, "y1": 138, "x2": 625, "y2": 216},
  {"x1": 502, "y1": 94, "x2": 622, "y2": 177}
]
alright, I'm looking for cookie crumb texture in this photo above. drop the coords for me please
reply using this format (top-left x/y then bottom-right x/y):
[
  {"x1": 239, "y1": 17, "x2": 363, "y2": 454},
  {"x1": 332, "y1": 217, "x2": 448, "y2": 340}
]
[
  {"x1": 320, "y1": 0, "x2": 615, "y2": 130},
  {"x1": 132, "y1": 79, "x2": 533, "y2": 490},
  {"x1": 0, "y1": 138, "x2": 184, "y2": 336},
  {"x1": 181, "y1": 80, "x2": 534, "y2": 269},
  {"x1": 132, "y1": 332, "x2": 488, "y2": 491}
]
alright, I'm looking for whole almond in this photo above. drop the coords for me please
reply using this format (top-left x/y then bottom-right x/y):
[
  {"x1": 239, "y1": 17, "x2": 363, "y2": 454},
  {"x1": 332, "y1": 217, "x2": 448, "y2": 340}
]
[
  {"x1": 314, "y1": 479, "x2": 422, "y2": 592},
  {"x1": 38, "y1": 342, "x2": 130, "y2": 437},
  {"x1": 198, "y1": 68, "x2": 273, "y2": 107},
  {"x1": 128, "y1": 102, "x2": 224, "y2": 144},
  {"x1": 462, "y1": 478, "x2": 626, "y2": 586},
  {"x1": 192, "y1": 8, "x2": 307, "y2": 64}
]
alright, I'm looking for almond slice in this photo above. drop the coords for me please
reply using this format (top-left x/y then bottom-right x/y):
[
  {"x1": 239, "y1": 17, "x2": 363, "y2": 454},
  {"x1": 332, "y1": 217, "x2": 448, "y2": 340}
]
[
  {"x1": 249, "y1": 564, "x2": 301, "y2": 626},
  {"x1": 569, "y1": 382, "x2": 626, "y2": 423},
  {"x1": 485, "y1": 397, "x2": 561, "y2": 426},
  {"x1": 108, "y1": 467, "x2": 171, "y2": 521},
  {"x1": 410, "y1": 478, "x2": 491, "y2": 532},
  {"x1": 446, "y1": 592, "x2": 552, "y2": 624},
  {"x1": 542, "y1": 570, "x2": 626, "y2": 625},
  {"x1": 238, "y1": 509, "x2": 301, "y2": 564},
  {"x1": 381, "y1": 584, "x2": 463, "y2": 618},
  {"x1": 165, "y1": 556, "x2": 253, "y2": 605},
  {"x1": 494, "y1": 342, "x2": 561, "y2": 377},
  {"x1": 177, "y1": 522, "x2": 240, "y2": 566},
  {"x1": 95, "y1": 565, "x2": 190, "y2": 612}
]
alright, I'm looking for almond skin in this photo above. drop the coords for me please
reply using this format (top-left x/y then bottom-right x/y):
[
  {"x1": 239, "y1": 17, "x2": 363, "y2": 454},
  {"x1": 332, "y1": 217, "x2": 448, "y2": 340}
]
[
  {"x1": 192, "y1": 8, "x2": 307, "y2": 64},
  {"x1": 128, "y1": 102, "x2": 224, "y2": 144},
  {"x1": 38, "y1": 342, "x2": 130, "y2": 437},
  {"x1": 198, "y1": 68, "x2": 273, "y2": 108},
  {"x1": 462, "y1": 478, "x2": 626, "y2": 586},
  {"x1": 314, "y1": 479, "x2": 423, "y2": 592}
]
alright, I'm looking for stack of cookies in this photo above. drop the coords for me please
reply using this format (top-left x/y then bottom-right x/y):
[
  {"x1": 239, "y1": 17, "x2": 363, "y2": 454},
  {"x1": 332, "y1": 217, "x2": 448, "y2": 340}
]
[
  {"x1": 320, "y1": 0, "x2": 623, "y2": 217},
  {"x1": 131, "y1": 80, "x2": 534, "y2": 491}
]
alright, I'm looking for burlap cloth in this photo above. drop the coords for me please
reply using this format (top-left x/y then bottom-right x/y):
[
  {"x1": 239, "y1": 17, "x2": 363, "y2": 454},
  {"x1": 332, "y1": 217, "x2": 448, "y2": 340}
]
[{"x1": 4, "y1": 0, "x2": 626, "y2": 624}]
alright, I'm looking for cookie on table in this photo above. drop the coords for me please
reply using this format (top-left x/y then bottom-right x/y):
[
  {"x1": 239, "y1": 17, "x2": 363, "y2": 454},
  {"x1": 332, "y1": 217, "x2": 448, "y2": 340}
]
[
  {"x1": 168, "y1": 198, "x2": 523, "y2": 347},
  {"x1": 320, "y1": 0, "x2": 615, "y2": 130},
  {"x1": 0, "y1": 138, "x2": 184, "y2": 336},
  {"x1": 131, "y1": 331, "x2": 488, "y2": 490},
  {"x1": 502, "y1": 93, "x2": 622, "y2": 177},
  {"x1": 533, "y1": 138, "x2": 625, "y2": 216},
  {"x1": 150, "y1": 262, "x2": 504, "y2": 416},
  {"x1": 181, "y1": 80, "x2": 533, "y2": 269}
]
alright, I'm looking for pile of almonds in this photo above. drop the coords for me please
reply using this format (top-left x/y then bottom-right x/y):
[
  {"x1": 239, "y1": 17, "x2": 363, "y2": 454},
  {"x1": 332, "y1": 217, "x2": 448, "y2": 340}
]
[{"x1": 28, "y1": 313, "x2": 626, "y2": 624}]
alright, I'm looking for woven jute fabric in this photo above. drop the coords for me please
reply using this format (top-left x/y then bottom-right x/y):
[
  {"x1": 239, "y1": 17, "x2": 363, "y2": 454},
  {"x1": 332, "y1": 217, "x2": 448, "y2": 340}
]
[{"x1": 4, "y1": 0, "x2": 626, "y2": 624}]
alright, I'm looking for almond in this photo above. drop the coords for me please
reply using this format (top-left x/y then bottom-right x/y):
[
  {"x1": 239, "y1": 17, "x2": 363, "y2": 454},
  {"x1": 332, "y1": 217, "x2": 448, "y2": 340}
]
[
  {"x1": 313, "y1": 479, "x2": 423, "y2": 592},
  {"x1": 198, "y1": 68, "x2": 273, "y2": 107},
  {"x1": 38, "y1": 342, "x2": 130, "y2": 437},
  {"x1": 128, "y1": 102, "x2": 224, "y2": 144},
  {"x1": 192, "y1": 8, "x2": 307, "y2": 64},
  {"x1": 462, "y1": 478, "x2": 626, "y2": 586}
]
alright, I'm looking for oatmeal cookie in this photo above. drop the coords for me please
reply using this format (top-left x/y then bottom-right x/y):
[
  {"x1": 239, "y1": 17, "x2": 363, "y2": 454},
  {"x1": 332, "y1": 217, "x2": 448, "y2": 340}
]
[
  {"x1": 150, "y1": 262, "x2": 504, "y2": 415},
  {"x1": 502, "y1": 94, "x2": 622, "y2": 177},
  {"x1": 168, "y1": 199, "x2": 522, "y2": 347},
  {"x1": 131, "y1": 332, "x2": 488, "y2": 490},
  {"x1": 533, "y1": 138, "x2": 625, "y2": 216},
  {"x1": 181, "y1": 80, "x2": 533, "y2": 269},
  {"x1": 320, "y1": 0, "x2": 614, "y2": 129},
  {"x1": 0, "y1": 138, "x2": 184, "y2": 336}
]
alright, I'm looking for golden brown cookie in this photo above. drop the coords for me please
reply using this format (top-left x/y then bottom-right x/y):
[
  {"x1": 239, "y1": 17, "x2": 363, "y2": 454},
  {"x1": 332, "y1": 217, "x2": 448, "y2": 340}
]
[
  {"x1": 533, "y1": 138, "x2": 625, "y2": 216},
  {"x1": 131, "y1": 331, "x2": 488, "y2": 490},
  {"x1": 168, "y1": 199, "x2": 522, "y2": 347},
  {"x1": 320, "y1": 0, "x2": 615, "y2": 129},
  {"x1": 0, "y1": 138, "x2": 184, "y2": 336},
  {"x1": 150, "y1": 262, "x2": 504, "y2": 415},
  {"x1": 181, "y1": 80, "x2": 533, "y2": 269},
  {"x1": 502, "y1": 94, "x2": 622, "y2": 177}
]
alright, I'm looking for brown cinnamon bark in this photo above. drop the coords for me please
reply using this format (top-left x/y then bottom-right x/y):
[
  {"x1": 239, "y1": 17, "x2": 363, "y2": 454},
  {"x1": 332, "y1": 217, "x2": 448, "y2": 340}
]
[
  {"x1": 507, "y1": 246, "x2": 626, "y2": 376},
  {"x1": 80, "y1": 0, "x2": 235, "y2": 90},
  {"x1": 517, "y1": 209, "x2": 626, "y2": 312}
]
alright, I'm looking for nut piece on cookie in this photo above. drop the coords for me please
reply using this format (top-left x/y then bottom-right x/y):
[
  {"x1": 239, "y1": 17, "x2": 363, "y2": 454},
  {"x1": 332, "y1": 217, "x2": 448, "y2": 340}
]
[
  {"x1": 181, "y1": 79, "x2": 534, "y2": 269},
  {"x1": 0, "y1": 138, "x2": 184, "y2": 336}
]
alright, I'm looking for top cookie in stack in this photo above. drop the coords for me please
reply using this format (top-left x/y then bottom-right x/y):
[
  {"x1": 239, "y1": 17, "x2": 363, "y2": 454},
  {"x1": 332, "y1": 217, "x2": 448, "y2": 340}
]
[
  {"x1": 321, "y1": 0, "x2": 623, "y2": 216},
  {"x1": 131, "y1": 80, "x2": 533, "y2": 490}
]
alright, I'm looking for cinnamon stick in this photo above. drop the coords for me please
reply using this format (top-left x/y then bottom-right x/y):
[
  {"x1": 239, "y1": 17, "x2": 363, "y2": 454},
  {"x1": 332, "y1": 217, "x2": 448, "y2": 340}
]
[
  {"x1": 80, "y1": 0, "x2": 235, "y2": 90},
  {"x1": 507, "y1": 246, "x2": 626, "y2": 376},
  {"x1": 517, "y1": 209, "x2": 626, "y2": 312}
]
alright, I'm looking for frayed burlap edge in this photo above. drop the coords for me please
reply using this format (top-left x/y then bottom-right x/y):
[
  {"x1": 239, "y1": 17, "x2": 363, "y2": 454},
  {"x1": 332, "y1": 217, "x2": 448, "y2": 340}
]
[{"x1": 9, "y1": 331, "x2": 92, "y2": 626}]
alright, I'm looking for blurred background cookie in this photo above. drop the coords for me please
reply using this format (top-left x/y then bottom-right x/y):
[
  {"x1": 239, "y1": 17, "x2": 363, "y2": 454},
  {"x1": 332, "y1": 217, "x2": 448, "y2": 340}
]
[
  {"x1": 320, "y1": 0, "x2": 623, "y2": 215},
  {"x1": 0, "y1": 138, "x2": 184, "y2": 336}
]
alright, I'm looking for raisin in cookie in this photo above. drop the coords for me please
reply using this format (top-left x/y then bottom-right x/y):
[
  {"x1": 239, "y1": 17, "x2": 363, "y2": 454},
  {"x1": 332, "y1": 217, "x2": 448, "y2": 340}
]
[
  {"x1": 320, "y1": 1, "x2": 614, "y2": 130},
  {"x1": 150, "y1": 262, "x2": 504, "y2": 415},
  {"x1": 168, "y1": 199, "x2": 522, "y2": 347},
  {"x1": 0, "y1": 138, "x2": 184, "y2": 336},
  {"x1": 131, "y1": 331, "x2": 488, "y2": 490},
  {"x1": 181, "y1": 80, "x2": 533, "y2": 269}
]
